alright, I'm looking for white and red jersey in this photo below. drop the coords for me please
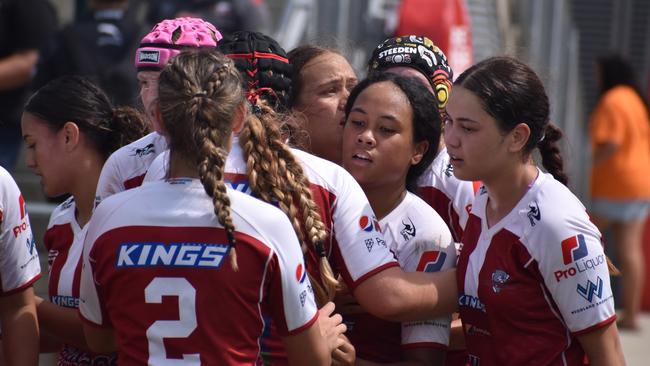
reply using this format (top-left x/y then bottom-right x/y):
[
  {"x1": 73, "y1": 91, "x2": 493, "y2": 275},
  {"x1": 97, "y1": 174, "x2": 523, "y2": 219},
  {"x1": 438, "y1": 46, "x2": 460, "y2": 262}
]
[
  {"x1": 457, "y1": 170, "x2": 616, "y2": 366},
  {"x1": 45, "y1": 197, "x2": 116, "y2": 365},
  {"x1": 0, "y1": 167, "x2": 40, "y2": 294},
  {"x1": 145, "y1": 140, "x2": 399, "y2": 289},
  {"x1": 145, "y1": 140, "x2": 398, "y2": 366},
  {"x1": 95, "y1": 132, "x2": 167, "y2": 205},
  {"x1": 418, "y1": 148, "x2": 478, "y2": 242},
  {"x1": 79, "y1": 178, "x2": 318, "y2": 365},
  {"x1": 346, "y1": 192, "x2": 456, "y2": 363}
]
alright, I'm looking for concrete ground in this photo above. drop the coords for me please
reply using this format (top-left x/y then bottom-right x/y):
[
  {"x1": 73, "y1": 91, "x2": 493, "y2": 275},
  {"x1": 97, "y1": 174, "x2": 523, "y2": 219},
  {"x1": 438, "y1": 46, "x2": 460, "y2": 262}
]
[{"x1": 619, "y1": 313, "x2": 650, "y2": 365}]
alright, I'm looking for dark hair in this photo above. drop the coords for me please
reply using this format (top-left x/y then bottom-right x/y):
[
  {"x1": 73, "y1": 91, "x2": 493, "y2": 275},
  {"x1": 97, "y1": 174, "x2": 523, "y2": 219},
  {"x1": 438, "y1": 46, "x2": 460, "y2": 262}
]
[
  {"x1": 218, "y1": 31, "x2": 293, "y2": 112},
  {"x1": 158, "y1": 48, "x2": 244, "y2": 271},
  {"x1": 344, "y1": 72, "x2": 441, "y2": 192},
  {"x1": 454, "y1": 56, "x2": 568, "y2": 185},
  {"x1": 597, "y1": 54, "x2": 649, "y2": 115},
  {"x1": 287, "y1": 45, "x2": 342, "y2": 107},
  {"x1": 24, "y1": 75, "x2": 148, "y2": 160}
]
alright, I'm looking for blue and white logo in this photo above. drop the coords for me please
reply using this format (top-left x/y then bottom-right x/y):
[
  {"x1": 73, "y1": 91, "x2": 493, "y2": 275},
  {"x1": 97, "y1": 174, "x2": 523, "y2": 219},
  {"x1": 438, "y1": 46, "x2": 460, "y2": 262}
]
[
  {"x1": 26, "y1": 236, "x2": 35, "y2": 255},
  {"x1": 577, "y1": 276, "x2": 604, "y2": 303},
  {"x1": 458, "y1": 294, "x2": 486, "y2": 313},
  {"x1": 116, "y1": 242, "x2": 230, "y2": 268}
]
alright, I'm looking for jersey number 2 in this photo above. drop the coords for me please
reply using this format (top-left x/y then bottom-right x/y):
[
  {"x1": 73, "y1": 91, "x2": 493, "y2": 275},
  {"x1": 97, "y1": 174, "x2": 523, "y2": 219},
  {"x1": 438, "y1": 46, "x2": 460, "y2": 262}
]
[{"x1": 145, "y1": 277, "x2": 200, "y2": 365}]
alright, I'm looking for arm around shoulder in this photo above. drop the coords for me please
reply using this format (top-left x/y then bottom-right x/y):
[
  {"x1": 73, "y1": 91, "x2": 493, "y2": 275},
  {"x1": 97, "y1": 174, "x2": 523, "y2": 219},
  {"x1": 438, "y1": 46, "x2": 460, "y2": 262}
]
[{"x1": 353, "y1": 267, "x2": 458, "y2": 322}]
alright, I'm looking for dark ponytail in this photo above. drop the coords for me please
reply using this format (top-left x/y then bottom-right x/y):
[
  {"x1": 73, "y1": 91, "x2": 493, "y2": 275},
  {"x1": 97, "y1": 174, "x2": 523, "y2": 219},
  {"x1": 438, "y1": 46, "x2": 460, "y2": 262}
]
[
  {"x1": 537, "y1": 123, "x2": 568, "y2": 185},
  {"x1": 107, "y1": 106, "x2": 150, "y2": 155},
  {"x1": 24, "y1": 75, "x2": 149, "y2": 159},
  {"x1": 455, "y1": 56, "x2": 568, "y2": 185}
]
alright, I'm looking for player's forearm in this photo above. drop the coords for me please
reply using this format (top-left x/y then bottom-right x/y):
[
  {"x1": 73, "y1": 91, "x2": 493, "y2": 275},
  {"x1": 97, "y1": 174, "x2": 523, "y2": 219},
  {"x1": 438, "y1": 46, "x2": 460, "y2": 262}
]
[
  {"x1": 0, "y1": 287, "x2": 39, "y2": 366},
  {"x1": 0, "y1": 50, "x2": 38, "y2": 91},
  {"x1": 355, "y1": 268, "x2": 458, "y2": 322},
  {"x1": 577, "y1": 322, "x2": 626, "y2": 366},
  {"x1": 36, "y1": 297, "x2": 90, "y2": 351}
]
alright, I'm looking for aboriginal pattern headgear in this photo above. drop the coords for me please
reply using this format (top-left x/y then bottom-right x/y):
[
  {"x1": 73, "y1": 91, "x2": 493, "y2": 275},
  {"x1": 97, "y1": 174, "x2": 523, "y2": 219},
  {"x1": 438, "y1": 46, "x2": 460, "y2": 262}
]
[
  {"x1": 218, "y1": 31, "x2": 292, "y2": 112},
  {"x1": 368, "y1": 35, "x2": 453, "y2": 112}
]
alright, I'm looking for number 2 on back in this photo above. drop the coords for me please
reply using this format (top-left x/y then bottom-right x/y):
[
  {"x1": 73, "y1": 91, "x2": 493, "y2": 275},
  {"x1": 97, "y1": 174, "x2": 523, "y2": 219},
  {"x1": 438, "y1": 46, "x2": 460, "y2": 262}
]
[{"x1": 145, "y1": 277, "x2": 200, "y2": 365}]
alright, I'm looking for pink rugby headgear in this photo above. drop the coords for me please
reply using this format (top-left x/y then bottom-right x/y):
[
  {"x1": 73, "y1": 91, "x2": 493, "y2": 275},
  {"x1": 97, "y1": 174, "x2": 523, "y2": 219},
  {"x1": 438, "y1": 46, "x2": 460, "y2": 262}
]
[{"x1": 135, "y1": 17, "x2": 222, "y2": 72}]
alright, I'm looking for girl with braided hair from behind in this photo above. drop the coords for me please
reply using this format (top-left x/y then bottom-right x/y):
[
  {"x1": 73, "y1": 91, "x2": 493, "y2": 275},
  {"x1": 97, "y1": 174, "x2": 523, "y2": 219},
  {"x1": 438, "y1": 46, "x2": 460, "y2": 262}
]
[
  {"x1": 143, "y1": 32, "x2": 353, "y2": 364},
  {"x1": 143, "y1": 32, "x2": 461, "y2": 366},
  {"x1": 444, "y1": 56, "x2": 624, "y2": 365},
  {"x1": 79, "y1": 48, "x2": 338, "y2": 366},
  {"x1": 20, "y1": 75, "x2": 148, "y2": 365}
]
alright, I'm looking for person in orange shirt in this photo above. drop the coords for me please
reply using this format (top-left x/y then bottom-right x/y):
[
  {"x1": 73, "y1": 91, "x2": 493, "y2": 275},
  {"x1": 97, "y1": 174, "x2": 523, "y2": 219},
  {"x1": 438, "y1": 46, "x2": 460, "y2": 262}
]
[{"x1": 590, "y1": 54, "x2": 650, "y2": 330}]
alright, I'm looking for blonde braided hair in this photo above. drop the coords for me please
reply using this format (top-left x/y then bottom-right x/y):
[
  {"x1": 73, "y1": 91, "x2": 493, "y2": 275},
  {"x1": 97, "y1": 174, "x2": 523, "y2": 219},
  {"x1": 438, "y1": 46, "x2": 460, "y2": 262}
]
[
  {"x1": 158, "y1": 49, "x2": 244, "y2": 271},
  {"x1": 240, "y1": 102, "x2": 338, "y2": 305}
]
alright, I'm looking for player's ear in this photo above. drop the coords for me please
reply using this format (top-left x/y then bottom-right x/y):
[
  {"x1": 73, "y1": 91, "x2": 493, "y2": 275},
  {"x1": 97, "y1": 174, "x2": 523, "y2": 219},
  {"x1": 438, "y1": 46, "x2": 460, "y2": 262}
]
[
  {"x1": 231, "y1": 102, "x2": 246, "y2": 134},
  {"x1": 61, "y1": 121, "x2": 80, "y2": 152}
]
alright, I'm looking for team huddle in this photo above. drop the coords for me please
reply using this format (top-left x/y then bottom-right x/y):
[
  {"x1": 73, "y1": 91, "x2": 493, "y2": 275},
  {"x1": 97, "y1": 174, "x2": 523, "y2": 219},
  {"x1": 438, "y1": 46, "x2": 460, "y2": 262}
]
[{"x1": 0, "y1": 16, "x2": 626, "y2": 366}]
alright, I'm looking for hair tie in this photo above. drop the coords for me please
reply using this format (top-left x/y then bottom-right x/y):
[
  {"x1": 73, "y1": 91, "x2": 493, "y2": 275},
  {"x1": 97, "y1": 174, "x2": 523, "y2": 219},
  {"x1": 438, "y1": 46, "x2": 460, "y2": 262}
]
[
  {"x1": 315, "y1": 241, "x2": 326, "y2": 258},
  {"x1": 226, "y1": 228, "x2": 236, "y2": 246},
  {"x1": 193, "y1": 91, "x2": 208, "y2": 98},
  {"x1": 538, "y1": 133, "x2": 546, "y2": 143}
]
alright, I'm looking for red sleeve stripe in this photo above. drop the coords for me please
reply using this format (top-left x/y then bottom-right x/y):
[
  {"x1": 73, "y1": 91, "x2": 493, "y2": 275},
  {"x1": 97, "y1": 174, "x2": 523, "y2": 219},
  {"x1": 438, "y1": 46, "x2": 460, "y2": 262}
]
[
  {"x1": 571, "y1": 314, "x2": 617, "y2": 336},
  {"x1": 0, "y1": 273, "x2": 41, "y2": 297},
  {"x1": 402, "y1": 342, "x2": 448, "y2": 350},
  {"x1": 348, "y1": 261, "x2": 400, "y2": 291},
  {"x1": 286, "y1": 310, "x2": 320, "y2": 336}
]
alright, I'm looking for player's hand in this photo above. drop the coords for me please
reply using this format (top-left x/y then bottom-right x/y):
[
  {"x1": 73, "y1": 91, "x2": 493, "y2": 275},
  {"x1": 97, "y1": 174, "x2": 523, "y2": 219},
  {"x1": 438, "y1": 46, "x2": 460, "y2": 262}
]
[
  {"x1": 332, "y1": 334, "x2": 355, "y2": 366},
  {"x1": 318, "y1": 302, "x2": 347, "y2": 352}
]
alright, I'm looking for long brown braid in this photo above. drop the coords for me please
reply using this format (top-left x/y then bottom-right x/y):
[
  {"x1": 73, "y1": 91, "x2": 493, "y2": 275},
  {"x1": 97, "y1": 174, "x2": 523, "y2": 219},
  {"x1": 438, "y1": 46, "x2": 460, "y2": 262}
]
[
  {"x1": 240, "y1": 101, "x2": 338, "y2": 305},
  {"x1": 158, "y1": 49, "x2": 244, "y2": 271}
]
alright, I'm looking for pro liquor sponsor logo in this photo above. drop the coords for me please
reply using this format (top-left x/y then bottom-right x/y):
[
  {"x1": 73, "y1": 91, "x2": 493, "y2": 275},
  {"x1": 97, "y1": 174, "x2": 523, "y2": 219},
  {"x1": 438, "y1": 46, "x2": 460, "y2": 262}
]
[
  {"x1": 555, "y1": 234, "x2": 604, "y2": 282},
  {"x1": 562, "y1": 234, "x2": 588, "y2": 264},
  {"x1": 12, "y1": 194, "x2": 29, "y2": 238}
]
